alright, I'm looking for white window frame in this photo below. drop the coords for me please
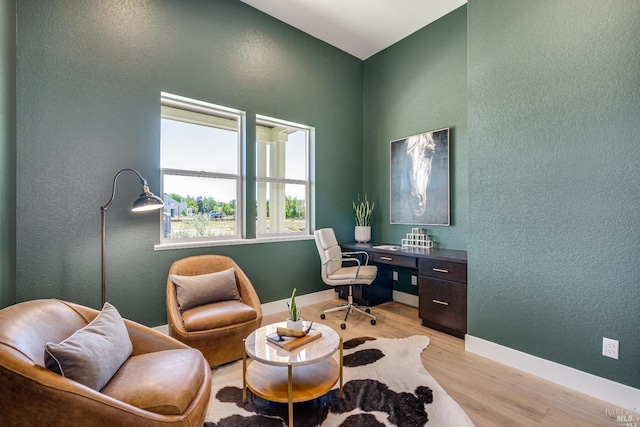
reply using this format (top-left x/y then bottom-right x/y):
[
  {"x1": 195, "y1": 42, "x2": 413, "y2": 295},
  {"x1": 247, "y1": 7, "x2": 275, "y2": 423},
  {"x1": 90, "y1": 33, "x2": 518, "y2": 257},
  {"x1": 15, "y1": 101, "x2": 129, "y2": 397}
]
[
  {"x1": 256, "y1": 115, "x2": 312, "y2": 238},
  {"x1": 158, "y1": 92, "x2": 244, "y2": 247}
]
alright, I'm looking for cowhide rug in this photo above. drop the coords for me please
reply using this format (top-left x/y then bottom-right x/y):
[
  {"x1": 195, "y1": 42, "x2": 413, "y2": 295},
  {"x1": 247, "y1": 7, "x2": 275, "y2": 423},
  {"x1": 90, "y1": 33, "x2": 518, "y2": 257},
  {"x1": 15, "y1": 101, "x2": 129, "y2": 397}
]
[{"x1": 204, "y1": 335, "x2": 474, "y2": 427}]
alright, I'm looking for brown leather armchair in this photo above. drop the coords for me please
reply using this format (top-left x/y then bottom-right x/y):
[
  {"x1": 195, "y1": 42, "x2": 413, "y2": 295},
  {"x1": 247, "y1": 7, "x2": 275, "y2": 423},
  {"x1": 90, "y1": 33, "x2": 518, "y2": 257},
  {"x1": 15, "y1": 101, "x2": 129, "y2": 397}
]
[
  {"x1": 166, "y1": 255, "x2": 263, "y2": 367},
  {"x1": 0, "y1": 299, "x2": 211, "y2": 427}
]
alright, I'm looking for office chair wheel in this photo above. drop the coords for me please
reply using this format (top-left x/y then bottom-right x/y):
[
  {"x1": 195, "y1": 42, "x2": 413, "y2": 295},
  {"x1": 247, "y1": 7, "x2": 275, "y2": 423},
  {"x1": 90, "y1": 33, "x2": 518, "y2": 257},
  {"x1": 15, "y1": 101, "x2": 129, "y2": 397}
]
[
  {"x1": 320, "y1": 313, "x2": 326, "y2": 319},
  {"x1": 371, "y1": 319, "x2": 376, "y2": 325},
  {"x1": 340, "y1": 323, "x2": 346, "y2": 330},
  {"x1": 365, "y1": 308, "x2": 371, "y2": 313}
]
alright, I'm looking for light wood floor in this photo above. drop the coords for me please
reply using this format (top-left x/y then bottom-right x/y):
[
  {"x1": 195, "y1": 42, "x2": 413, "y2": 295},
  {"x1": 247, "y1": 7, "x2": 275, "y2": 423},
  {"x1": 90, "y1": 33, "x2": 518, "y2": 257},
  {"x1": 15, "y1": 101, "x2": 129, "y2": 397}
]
[{"x1": 262, "y1": 299, "x2": 627, "y2": 427}]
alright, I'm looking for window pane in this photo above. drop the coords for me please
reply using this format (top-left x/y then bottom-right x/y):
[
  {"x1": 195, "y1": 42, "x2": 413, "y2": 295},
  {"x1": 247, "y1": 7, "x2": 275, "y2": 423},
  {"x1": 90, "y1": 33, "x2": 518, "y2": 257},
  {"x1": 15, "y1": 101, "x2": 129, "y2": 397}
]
[
  {"x1": 160, "y1": 93, "x2": 244, "y2": 246},
  {"x1": 285, "y1": 130, "x2": 306, "y2": 180},
  {"x1": 161, "y1": 118, "x2": 238, "y2": 174},
  {"x1": 256, "y1": 125, "x2": 307, "y2": 180},
  {"x1": 255, "y1": 116, "x2": 311, "y2": 238},
  {"x1": 256, "y1": 182, "x2": 306, "y2": 234},
  {"x1": 162, "y1": 174, "x2": 237, "y2": 238}
]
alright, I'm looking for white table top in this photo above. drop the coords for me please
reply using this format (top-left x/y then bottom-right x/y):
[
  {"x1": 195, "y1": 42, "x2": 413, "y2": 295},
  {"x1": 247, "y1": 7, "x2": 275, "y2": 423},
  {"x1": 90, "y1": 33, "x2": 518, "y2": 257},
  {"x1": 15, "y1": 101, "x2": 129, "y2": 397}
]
[{"x1": 244, "y1": 321, "x2": 340, "y2": 367}]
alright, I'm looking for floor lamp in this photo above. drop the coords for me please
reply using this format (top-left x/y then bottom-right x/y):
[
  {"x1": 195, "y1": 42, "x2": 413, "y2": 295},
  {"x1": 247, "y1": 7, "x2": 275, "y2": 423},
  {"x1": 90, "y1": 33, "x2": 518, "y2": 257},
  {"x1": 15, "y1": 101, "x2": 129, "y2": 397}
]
[{"x1": 100, "y1": 168, "x2": 164, "y2": 307}]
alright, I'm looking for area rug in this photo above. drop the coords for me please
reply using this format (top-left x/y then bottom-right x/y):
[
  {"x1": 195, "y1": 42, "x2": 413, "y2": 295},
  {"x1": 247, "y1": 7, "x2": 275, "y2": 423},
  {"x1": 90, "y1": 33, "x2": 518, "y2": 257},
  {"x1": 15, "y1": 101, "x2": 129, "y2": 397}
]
[{"x1": 204, "y1": 335, "x2": 474, "y2": 427}]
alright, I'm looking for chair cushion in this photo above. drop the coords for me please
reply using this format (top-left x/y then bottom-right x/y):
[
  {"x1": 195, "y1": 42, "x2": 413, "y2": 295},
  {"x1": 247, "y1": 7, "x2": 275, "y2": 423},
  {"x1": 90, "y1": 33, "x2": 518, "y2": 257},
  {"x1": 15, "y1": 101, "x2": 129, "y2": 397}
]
[
  {"x1": 171, "y1": 268, "x2": 241, "y2": 313},
  {"x1": 182, "y1": 300, "x2": 258, "y2": 332},
  {"x1": 44, "y1": 302, "x2": 133, "y2": 391},
  {"x1": 329, "y1": 265, "x2": 378, "y2": 282},
  {"x1": 316, "y1": 228, "x2": 339, "y2": 249},
  {"x1": 325, "y1": 245, "x2": 344, "y2": 276},
  {"x1": 100, "y1": 348, "x2": 205, "y2": 415}
]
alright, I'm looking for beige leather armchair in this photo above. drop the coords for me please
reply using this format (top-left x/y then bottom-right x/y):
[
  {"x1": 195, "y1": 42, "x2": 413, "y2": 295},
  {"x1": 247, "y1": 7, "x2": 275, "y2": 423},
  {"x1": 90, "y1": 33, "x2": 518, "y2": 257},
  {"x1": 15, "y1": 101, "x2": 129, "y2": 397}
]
[
  {"x1": 0, "y1": 299, "x2": 211, "y2": 427},
  {"x1": 166, "y1": 255, "x2": 263, "y2": 367}
]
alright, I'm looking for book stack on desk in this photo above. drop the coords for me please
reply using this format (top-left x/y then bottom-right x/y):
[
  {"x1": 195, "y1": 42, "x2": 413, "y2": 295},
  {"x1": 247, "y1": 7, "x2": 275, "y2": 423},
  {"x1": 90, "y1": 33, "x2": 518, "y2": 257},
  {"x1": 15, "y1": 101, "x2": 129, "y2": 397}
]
[{"x1": 266, "y1": 330, "x2": 322, "y2": 351}]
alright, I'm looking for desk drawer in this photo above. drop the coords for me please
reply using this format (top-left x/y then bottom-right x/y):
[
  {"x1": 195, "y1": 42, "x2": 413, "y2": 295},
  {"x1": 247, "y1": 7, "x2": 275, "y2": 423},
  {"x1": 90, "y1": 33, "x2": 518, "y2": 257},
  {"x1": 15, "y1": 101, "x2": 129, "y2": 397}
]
[
  {"x1": 419, "y1": 277, "x2": 467, "y2": 334},
  {"x1": 372, "y1": 252, "x2": 417, "y2": 268},
  {"x1": 418, "y1": 259, "x2": 467, "y2": 283}
]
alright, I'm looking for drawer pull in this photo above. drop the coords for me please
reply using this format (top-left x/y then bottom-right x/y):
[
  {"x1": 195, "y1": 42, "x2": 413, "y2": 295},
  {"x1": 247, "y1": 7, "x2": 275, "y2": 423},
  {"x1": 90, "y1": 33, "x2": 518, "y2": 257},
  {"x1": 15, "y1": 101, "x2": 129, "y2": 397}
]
[
  {"x1": 432, "y1": 268, "x2": 449, "y2": 273},
  {"x1": 380, "y1": 256, "x2": 393, "y2": 261},
  {"x1": 432, "y1": 299, "x2": 449, "y2": 306}
]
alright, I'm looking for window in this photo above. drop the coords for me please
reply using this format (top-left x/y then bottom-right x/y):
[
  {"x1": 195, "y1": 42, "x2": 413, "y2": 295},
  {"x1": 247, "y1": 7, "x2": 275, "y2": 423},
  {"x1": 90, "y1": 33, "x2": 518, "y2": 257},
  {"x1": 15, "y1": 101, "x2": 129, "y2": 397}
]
[
  {"x1": 160, "y1": 93, "x2": 243, "y2": 245},
  {"x1": 256, "y1": 116, "x2": 311, "y2": 237},
  {"x1": 157, "y1": 93, "x2": 313, "y2": 249}
]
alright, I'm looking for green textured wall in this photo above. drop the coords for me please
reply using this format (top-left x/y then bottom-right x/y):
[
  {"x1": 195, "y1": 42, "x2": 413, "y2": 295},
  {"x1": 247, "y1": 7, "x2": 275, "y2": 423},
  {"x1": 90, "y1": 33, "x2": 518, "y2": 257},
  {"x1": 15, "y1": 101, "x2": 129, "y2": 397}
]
[
  {"x1": 0, "y1": 0, "x2": 16, "y2": 309},
  {"x1": 12, "y1": 0, "x2": 640, "y2": 391},
  {"x1": 363, "y1": 6, "x2": 468, "y2": 251},
  {"x1": 16, "y1": 0, "x2": 363, "y2": 325},
  {"x1": 468, "y1": 0, "x2": 640, "y2": 388}
]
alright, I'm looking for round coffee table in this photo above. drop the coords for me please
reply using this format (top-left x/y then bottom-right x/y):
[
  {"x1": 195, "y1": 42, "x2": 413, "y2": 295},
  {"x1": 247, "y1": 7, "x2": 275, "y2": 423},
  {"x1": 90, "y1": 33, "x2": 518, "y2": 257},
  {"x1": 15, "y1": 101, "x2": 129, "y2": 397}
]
[{"x1": 243, "y1": 321, "x2": 343, "y2": 426}]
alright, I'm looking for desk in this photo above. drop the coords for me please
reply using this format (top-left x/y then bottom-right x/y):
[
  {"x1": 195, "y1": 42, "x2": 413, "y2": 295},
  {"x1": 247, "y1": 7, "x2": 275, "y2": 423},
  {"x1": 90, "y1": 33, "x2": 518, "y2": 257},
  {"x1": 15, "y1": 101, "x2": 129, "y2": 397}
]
[{"x1": 340, "y1": 242, "x2": 468, "y2": 338}]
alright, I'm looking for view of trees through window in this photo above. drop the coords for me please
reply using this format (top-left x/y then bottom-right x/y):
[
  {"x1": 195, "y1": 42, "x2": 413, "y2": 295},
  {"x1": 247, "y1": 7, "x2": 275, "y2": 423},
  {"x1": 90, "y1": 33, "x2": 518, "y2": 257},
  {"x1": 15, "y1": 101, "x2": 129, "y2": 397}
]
[
  {"x1": 166, "y1": 194, "x2": 236, "y2": 218},
  {"x1": 160, "y1": 93, "x2": 242, "y2": 242},
  {"x1": 163, "y1": 193, "x2": 237, "y2": 239},
  {"x1": 164, "y1": 192, "x2": 305, "y2": 238}
]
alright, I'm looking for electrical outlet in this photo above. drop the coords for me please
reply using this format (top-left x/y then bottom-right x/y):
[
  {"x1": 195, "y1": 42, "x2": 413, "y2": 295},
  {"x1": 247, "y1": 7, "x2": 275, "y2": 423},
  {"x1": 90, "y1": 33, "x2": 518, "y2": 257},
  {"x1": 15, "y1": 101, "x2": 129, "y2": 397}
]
[
  {"x1": 411, "y1": 275, "x2": 417, "y2": 286},
  {"x1": 602, "y1": 337, "x2": 619, "y2": 360},
  {"x1": 392, "y1": 271, "x2": 398, "y2": 281}
]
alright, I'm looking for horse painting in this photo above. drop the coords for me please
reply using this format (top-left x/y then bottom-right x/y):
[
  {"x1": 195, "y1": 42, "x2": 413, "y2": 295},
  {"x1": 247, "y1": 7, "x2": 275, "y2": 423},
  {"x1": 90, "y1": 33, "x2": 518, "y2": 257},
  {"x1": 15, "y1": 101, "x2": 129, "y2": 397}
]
[{"x1": 390, "y1": 128, "x2": 449, "y2": 225}]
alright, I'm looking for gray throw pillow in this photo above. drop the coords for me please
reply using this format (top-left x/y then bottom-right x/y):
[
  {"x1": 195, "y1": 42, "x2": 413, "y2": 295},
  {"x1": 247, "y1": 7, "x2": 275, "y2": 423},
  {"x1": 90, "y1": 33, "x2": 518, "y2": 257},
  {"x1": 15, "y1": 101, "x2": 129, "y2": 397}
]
[
  {"x1": 44, "y1": 302, "x2": 133, "y2": 391},
  {"x1": 171, "y1": 268, "x2": 241, "y2": 312}
]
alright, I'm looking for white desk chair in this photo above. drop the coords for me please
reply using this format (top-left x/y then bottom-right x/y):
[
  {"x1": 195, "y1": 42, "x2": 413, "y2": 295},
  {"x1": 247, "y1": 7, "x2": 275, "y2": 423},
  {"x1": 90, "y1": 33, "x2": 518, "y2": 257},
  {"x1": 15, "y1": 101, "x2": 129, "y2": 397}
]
[{"x1": 314, "y1": 228, "x2": 377, "y2": 329}]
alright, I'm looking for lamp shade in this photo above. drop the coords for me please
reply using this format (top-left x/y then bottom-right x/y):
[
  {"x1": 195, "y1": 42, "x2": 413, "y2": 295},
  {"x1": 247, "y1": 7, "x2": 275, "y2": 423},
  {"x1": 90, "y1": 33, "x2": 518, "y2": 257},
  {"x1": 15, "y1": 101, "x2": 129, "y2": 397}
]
[{"x1": 132, "y1": 191, "x2": 164, "y2": 212}]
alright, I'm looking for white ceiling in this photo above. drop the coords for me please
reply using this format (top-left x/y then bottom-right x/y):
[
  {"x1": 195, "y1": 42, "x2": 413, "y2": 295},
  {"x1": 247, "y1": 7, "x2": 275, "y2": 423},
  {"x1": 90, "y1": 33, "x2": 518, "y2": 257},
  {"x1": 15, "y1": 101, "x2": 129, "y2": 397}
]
[{"x1": 239, "y1": 0, "x2": 467, "y2": 60}]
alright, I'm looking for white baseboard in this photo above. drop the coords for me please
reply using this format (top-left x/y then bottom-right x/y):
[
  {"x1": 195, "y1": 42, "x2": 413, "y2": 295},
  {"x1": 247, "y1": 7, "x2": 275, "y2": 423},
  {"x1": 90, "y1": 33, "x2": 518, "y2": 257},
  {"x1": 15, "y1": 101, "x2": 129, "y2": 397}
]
[
  {"x1": 261, "y1": 289, "x2": 337, "y2": 317},
  {"x1": 392, "y1": 290, "x2": 419, "y2": 307},
  {"x1": 465, "y1": 334, "x2": 640, "y2": 412}
]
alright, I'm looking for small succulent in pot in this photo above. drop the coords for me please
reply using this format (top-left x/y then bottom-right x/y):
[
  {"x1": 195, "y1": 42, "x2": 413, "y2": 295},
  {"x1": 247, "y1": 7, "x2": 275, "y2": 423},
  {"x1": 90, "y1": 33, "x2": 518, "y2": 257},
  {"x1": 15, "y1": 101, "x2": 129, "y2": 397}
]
[
  {"x1": 287, "y1": 288, "x2": 301, "y2": 321},
  {"x1": 286, "y1": 288, "x2": 304, "y2": 331}
]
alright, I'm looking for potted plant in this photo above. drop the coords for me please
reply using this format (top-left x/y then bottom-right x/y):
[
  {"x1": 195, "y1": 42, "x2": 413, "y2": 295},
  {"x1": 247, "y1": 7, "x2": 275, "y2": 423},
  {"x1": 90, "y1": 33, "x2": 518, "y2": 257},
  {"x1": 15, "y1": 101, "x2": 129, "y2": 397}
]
[
  {"x1": 353, "y1": 194, "x2": 374, "y2": 243},
  {"x1": 286, "y1": 288, "x2": 303, "y2": 331}
]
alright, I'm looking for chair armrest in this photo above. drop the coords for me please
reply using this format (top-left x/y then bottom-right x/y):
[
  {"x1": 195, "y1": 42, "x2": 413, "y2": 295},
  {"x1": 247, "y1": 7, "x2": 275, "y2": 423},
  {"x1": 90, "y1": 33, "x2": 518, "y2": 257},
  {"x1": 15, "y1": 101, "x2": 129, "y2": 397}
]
[
  {"x1": 125, "y1": 319, "x2": 189, "y2": 356},
  {"x1": 342, "y1": 250, "x2": 370, "y2": 265},
  {"x1": 233, "y1": 262, "x2": 263, "y2": 319},
  {"x1": 323, "y1": 257, "x2": 362, "y2": 278},
  {"x1": 323, "y1": 257, "x2": 361, "y2": 266}
]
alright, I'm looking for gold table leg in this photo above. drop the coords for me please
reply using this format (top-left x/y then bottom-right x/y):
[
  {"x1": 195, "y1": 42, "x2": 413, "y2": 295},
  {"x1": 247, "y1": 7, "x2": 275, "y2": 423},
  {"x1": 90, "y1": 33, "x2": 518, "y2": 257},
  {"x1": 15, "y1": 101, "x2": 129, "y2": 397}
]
[
  {"x1": 288, "y1": 363, "x2": 293, "y2": 427},
  {"x1": 242, "y1": 339, "x2": 247, "y2": 403},
  {"x1": 339, "y1": 337, "x2": 344, "y2": 398}
]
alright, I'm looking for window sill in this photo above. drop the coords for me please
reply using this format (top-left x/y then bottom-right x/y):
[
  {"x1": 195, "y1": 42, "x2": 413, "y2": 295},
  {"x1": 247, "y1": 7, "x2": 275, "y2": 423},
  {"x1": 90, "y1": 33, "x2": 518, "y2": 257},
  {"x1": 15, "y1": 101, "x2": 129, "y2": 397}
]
[{"x1": 154, "y1": 234, "x2": 315, "y2": 251}]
